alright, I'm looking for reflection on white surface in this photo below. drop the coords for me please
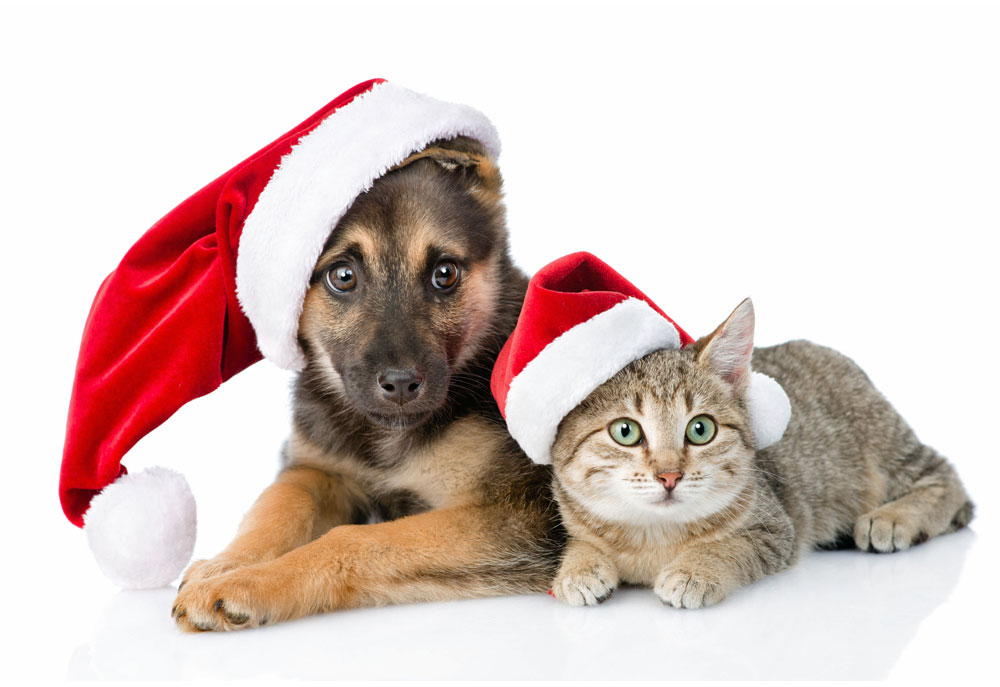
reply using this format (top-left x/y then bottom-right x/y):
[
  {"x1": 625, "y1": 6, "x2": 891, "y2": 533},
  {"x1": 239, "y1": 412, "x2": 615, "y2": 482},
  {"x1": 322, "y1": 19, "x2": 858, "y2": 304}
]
[{"x1": 68, "y1": 529, "x2": 974, "y2": 680}]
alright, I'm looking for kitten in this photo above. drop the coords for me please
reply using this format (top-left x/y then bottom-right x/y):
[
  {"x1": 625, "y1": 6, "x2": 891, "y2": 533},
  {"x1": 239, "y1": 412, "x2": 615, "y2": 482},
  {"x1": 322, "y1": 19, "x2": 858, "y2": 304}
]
[{"x1": 550, "y1": 299, "x2": 973, "y2": 608}]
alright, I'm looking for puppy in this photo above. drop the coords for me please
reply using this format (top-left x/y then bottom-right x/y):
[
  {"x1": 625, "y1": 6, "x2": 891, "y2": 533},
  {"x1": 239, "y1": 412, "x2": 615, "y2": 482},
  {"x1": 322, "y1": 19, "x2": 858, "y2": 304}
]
[{"x1": 172, "y1": 137, "x2": 564, "y2": 631}]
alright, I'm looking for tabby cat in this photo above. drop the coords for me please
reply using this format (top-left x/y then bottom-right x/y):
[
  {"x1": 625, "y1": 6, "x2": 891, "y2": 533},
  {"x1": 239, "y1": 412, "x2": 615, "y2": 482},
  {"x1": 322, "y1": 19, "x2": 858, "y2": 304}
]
[{"x1": 550, "y1": 298, "x2": 973, "y2": 607}]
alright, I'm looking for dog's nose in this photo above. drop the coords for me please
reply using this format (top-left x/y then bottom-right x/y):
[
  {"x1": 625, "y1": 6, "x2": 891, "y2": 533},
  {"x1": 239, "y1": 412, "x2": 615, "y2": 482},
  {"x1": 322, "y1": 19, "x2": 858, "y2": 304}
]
[
  {"x1": 655, "y1": 472, "x2": 683, "y2": 491},
  {"x1": 377, "y1": 369, "x2": 424, "y2": 405}
]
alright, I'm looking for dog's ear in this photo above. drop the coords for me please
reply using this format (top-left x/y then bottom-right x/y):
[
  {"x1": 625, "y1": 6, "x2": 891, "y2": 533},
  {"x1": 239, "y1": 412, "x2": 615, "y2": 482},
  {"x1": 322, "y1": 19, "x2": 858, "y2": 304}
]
[{"x1": 392, "y1": 138, "x2": 503, "y2": 203}]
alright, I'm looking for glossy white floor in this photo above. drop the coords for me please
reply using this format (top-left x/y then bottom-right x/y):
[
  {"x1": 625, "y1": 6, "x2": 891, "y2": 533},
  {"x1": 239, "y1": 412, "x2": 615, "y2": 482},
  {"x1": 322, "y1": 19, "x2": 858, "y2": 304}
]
[
  {"x1": 3, "y1": 0, "x2": 998, "y2": 682},
  {"x1": 58, "y1": 527, "x2": 988, "y2": 680}
]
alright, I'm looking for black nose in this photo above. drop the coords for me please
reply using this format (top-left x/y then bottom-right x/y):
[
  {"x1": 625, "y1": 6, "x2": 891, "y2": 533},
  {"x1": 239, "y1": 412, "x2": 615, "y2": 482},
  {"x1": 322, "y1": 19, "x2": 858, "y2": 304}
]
[{"x1": 377, "y1": 369, "x2": 424, "y2": 405}]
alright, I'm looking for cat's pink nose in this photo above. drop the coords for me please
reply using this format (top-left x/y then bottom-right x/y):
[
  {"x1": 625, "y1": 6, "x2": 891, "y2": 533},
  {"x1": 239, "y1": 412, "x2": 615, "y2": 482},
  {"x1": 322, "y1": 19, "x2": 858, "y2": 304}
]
[{"x1": 656, "y1": 472, "x2": 683, "y2": 490}]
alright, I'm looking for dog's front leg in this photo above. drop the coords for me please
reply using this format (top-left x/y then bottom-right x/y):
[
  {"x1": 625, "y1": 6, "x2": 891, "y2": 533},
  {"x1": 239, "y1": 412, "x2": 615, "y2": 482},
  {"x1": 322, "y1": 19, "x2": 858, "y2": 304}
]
[
  {"x1": 172, "y1": 501, "x2": 560, "y2": 631},
  {"x1": 178, "y1": 465, "x2": 367, "y2": 589}
]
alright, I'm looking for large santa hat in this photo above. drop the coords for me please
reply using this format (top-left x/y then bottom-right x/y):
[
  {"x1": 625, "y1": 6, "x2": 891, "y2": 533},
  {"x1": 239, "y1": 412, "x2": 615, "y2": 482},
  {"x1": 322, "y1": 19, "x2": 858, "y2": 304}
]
[
  {"x1": 490, "y1": 252, "x2": 792, "y2": 465},
  {"x1": 60, "y1": 79, "x2": 501, "y2": 589}
]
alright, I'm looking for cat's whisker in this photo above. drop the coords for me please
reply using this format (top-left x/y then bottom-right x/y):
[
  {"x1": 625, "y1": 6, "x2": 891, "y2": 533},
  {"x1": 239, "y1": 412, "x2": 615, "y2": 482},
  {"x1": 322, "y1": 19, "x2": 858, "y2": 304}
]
[{"x1": 750, "y1": 464, "x2": 790, "y2": 485}]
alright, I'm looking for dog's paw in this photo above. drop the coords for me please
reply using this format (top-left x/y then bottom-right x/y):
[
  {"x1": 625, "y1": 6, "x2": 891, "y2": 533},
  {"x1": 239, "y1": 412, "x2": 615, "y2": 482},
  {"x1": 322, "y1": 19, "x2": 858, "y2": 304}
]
[
  {"x1": 551, "y1": 561, "x2": 618, "y2": 607},
  {"x1": 654, "y1": 567, "x2": 726, "y2": 609},
  {"x1": 854, "y1": 507, "x2": 927, "y2": 553},
  {"x1": 178, "y1": 555, "x2": 248, "y2": 592},
  {"x1": 172, "y1": 568, "x2": 274, "y2": 632}
]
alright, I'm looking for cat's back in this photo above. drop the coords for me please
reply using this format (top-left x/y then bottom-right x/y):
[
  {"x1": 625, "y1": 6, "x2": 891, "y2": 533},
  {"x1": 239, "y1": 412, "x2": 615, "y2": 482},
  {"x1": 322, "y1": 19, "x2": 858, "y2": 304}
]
[
  {"x1": 750, "y1": 340, "x2": 916, "y2": 546},
  {"x1": 752, "y1": 339, "x2": 873, "y2": 404},
  {"x1": 752, "y1": 339, "x2": 912, "y2": 436}
]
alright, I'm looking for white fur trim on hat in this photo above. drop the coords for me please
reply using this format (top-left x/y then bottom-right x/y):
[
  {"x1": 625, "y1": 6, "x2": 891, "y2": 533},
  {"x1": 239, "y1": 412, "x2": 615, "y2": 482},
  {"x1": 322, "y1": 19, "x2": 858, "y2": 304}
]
[
  {"x1": 84, "y1": 467, "x2": 197, "y2": 589},
  {"x1": 748, "y1": 371, "x2": 792, "y2": 450},
  {"x1": 505, "y1": 298, "x2": 682, "y2": 465},
  {"x1": 236, "y1": 81, "x2": 502, "y2": 371}
]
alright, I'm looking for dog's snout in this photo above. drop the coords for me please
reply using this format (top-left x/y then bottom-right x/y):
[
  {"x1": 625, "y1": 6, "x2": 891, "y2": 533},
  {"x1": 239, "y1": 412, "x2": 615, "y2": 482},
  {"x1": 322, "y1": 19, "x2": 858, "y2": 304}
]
[{"x1": 377, "y1": 369, "x2": 424, "y2": 405}]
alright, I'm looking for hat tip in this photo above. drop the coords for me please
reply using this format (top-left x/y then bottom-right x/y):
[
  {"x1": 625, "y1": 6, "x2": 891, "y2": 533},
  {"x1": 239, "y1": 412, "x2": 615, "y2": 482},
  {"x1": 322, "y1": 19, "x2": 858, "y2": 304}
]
[
  {"x1": 84, "y1": 467, "x2": 197, "y2": 589},
  {"x1": 748, "y1": 371, "x2": 792, "y2": 450}
]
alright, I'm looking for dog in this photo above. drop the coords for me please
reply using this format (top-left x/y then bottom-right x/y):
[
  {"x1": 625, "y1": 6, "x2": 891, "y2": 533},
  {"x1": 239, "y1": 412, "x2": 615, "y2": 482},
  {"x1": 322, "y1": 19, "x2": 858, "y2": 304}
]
[{"x1": 171, "y1": 136, "x2": 564, "y2": 631}]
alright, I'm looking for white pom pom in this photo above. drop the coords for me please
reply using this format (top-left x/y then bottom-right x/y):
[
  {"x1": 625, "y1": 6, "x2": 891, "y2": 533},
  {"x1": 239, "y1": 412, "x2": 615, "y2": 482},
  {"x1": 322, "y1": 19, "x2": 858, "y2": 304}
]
[
  {"x1": 83, "y1": 467, "x2": 196, "y2": 589},
  {"x1": 748, "y1": 371, "x2": 792, "y2": 450}
]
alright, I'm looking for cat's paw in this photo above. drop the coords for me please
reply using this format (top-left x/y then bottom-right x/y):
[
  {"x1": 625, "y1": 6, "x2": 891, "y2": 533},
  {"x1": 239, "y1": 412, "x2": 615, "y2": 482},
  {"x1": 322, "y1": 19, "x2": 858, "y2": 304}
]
[
  {"x1": 654, "y1": 568, "x2": 726, "y2": 609},
  {"x1": 854, "y1": 507, "x2": 927, "y2": 553},
  {"x1": 551, "y1": 560, "x2": 619, "y2": 607}
]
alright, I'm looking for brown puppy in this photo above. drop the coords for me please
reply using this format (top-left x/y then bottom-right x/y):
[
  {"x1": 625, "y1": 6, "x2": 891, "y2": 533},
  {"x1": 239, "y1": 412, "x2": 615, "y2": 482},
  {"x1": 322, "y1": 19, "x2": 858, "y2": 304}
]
[{"x1": 171, "y1": 137, "x2": 564, "y2": 631}]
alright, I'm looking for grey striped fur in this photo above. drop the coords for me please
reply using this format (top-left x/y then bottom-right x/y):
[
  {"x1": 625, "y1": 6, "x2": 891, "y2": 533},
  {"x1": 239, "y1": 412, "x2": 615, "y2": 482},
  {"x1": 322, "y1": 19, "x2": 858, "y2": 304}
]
[{"x1": 549, "y1": 300, "x2": 972, "y2": 608}]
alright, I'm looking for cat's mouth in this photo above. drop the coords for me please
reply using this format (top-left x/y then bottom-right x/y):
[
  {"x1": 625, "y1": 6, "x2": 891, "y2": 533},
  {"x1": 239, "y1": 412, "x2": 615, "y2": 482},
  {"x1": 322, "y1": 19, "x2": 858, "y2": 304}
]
[{"x1": 652, "y1": 492, "x2": 680, "y2": 506}]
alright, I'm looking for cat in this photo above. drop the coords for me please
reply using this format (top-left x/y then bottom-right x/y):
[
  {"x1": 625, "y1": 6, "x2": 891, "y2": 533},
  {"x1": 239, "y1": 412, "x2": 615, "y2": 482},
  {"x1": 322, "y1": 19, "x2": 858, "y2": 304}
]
[{"x1": 549, "y1": 298, "x2": 974, "y2": 608}]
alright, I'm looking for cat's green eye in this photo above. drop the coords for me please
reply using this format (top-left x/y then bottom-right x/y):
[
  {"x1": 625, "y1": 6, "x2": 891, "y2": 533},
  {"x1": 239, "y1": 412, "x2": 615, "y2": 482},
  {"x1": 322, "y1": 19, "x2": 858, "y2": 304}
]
[
  {"x1": 609, "y1": 418, "x2": 643, "y2": 446},
  {"x1": 686, "y1": 415, "x2": 717, "y2": 445}
]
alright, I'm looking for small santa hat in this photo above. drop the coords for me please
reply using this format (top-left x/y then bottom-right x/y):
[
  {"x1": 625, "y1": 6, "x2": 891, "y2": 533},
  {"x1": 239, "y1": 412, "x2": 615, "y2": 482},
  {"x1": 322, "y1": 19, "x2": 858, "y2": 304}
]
[
  {"x1": 60, "y1": 79, "x2": 500, "y2": 588},
  {"x1": 490, "y1": 252, "x2": 791, "y2": 465}
]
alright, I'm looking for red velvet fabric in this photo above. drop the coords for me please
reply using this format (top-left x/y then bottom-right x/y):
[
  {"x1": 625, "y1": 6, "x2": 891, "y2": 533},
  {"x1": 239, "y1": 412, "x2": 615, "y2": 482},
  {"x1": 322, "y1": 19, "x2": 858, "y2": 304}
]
[
  {"x1": 491, "y1": 252, "x2": 695, "y2": 416},
  {"x1": 59, "y1": 79, "x2": 383, "y2": 527}
]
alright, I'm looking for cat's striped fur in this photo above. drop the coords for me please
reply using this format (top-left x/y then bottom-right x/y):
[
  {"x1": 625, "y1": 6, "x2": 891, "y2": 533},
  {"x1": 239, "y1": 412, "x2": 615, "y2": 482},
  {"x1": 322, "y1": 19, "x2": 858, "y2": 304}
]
[{"x1": 550, "y1": 299, "x2": 973, "y2": 608}]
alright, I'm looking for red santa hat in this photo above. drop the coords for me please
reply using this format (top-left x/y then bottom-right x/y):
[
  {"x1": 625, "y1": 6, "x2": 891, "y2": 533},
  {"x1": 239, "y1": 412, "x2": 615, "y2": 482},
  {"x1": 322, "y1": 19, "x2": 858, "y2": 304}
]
[
  {"x1": 490, "y1": 252, "x2": 792, "y2": 465},
  {"x1": 60, "y1": 79, "x2": 501, "y2": 589}
]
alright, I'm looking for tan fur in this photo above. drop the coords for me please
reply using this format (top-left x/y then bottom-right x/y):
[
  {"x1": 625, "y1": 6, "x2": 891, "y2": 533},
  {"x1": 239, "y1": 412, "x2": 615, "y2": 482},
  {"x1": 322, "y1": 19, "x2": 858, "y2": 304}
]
[
  {"x1": 174, "y1": 412, "x2": 556, "y2": 631},
  {"x1": 179, "y1": 467, "x2": 367, "y2": 591},
  {"x1": 386, "y1": 418, "x2": 509, "y2": 508},
  {"x1": 174, "y1": 502, "x2": 545, "y2": 631},
  {"x1": 450, "y1": 255, "x2": 502, "y2": 369},
  {"x1": 314, "y1": 223, "x2": 380, "y2": 272},
  {"x1": 283, "y1": 416, "x2": 509, "y2": 512},
  {"x1": 172, "y1": 138, "x2": 562, "y2": 632}
]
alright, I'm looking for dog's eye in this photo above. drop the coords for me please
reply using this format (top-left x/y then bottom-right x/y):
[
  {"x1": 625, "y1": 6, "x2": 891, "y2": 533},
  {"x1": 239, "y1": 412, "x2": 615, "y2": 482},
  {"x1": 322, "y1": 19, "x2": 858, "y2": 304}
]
[
  {"x1": 325, "y1": 263, "x2": 357, "y2": 293},
  {"x1": 431, "y1": 260, "x2": 460, "y2": 292}
]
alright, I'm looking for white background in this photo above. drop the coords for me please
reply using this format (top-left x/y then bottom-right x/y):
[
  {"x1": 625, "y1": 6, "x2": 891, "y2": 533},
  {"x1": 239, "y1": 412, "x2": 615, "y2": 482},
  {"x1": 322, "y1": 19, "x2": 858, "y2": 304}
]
[{"x1": 1, "y1": 0, "x2": 998, "y2": 681}]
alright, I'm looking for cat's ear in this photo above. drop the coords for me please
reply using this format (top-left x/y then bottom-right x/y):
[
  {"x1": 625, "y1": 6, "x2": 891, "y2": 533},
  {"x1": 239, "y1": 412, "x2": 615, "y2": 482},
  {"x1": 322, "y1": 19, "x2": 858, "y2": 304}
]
[{"x1": 697, "y1": 298, "x2": 755, "y2": 390}]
